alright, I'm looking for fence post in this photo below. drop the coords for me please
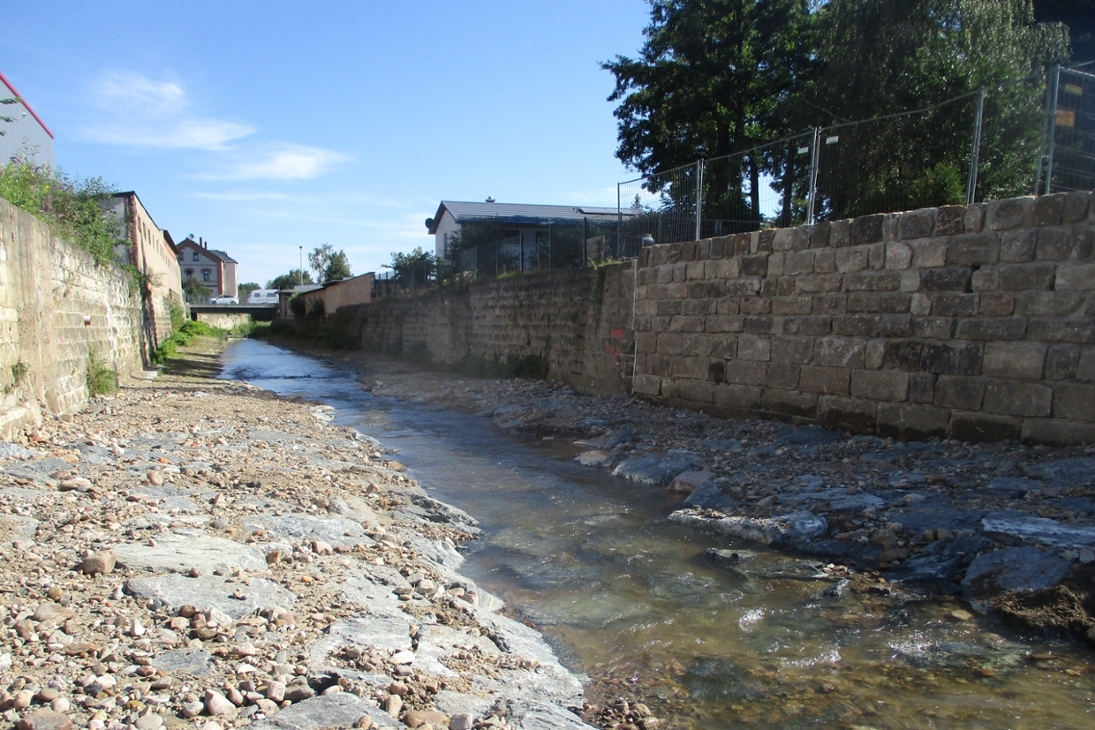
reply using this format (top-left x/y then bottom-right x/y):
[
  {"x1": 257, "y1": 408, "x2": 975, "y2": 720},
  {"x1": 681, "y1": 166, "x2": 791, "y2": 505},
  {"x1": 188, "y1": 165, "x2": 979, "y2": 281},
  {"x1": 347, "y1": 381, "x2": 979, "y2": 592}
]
[
  {"x1": 966, "y1": 86, "x2": 985, "y2": 206},
  {"x1": 1044, "y1": 64, "x2": 1061, "y2": 195},
  {"x1": 616, "y1": 182, "x2": 622, "y2": 259},
  {"x1": 807, "y1": 126, "x2": 821, "y2": 225},
  {"x1": 695, "y1": 158, "x2": 704, "y2": 241}
]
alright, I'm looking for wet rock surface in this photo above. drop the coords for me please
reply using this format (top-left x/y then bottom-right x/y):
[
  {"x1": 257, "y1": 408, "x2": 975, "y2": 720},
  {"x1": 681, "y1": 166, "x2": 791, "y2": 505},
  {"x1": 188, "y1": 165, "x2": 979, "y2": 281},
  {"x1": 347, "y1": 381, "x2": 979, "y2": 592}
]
[
  {"x1": 0, "y1": 342, "x2": 603, "y2": 730},
  {"x1": 345, "y1": 350, "x2": 1095, "y2": 646}
]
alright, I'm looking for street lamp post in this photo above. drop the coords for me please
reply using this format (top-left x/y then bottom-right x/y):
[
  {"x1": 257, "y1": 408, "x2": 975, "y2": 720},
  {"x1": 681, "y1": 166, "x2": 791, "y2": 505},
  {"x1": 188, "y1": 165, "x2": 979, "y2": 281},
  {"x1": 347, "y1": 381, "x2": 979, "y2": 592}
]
[{"x1": 298, "y1": 246, "x2": 303, "y2": 287}]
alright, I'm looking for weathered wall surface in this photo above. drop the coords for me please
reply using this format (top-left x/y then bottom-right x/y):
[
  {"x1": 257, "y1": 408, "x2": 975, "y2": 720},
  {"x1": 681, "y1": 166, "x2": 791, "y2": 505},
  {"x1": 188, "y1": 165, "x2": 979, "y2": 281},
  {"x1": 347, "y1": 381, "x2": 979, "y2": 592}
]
[
  {"x1": 632, "y1": 192, "x2": 1095, "y2": 445},
  {"x1": 345, "y1": 264, "x2": 635, "y2": 395},
  {"x1": 0, "y1": 199, "x2": 144, "y2": 439}
]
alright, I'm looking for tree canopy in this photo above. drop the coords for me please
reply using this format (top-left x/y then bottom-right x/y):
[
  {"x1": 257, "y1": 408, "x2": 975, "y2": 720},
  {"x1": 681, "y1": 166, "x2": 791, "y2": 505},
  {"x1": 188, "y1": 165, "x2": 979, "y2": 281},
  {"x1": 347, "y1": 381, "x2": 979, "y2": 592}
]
[
  {"x1": 267, "y1": 269, "x2": 314, "y2": 291},
  {"x1": 387, "y1": 247, "x2": 437, "y2": 290},
  {"x1": 308, "y1": 244, "x2": 352, "y2": 284},
  {"x1": 605, "y1": 0, "x2": 1072, "y2": 224}
]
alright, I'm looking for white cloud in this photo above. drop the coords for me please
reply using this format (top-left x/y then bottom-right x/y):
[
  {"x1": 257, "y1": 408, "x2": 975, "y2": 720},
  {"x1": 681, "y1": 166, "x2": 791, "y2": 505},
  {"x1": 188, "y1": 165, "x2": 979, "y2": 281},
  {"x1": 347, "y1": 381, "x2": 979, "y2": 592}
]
[
  {"x1": 211, "y1": 145, "x2": 349, "y2": 181},
  {"x1": 84, "y1": 71, "x2": 255, "y2": 149}
]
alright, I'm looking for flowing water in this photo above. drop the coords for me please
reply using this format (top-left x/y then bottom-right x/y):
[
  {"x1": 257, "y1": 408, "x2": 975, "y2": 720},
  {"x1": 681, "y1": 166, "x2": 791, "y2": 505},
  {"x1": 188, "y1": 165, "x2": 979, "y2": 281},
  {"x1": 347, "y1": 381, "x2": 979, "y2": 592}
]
[{"x1": 220, "y1": 339, "x2": 1095, "y2": 729}]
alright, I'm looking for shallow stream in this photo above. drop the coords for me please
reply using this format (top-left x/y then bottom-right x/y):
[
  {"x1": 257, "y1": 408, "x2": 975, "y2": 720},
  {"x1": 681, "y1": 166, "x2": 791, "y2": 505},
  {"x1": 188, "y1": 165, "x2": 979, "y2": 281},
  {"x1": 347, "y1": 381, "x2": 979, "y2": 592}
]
[{"x1": 219, "y1": 339, "x2": 1095, "y2": 729}]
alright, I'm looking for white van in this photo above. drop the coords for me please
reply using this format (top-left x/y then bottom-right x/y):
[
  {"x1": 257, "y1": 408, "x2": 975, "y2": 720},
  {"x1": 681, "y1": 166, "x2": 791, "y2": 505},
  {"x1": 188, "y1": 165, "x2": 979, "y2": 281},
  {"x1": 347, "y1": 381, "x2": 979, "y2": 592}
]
[{"x1": 248, "y1": 289, "x2": 280, "y2": 305}]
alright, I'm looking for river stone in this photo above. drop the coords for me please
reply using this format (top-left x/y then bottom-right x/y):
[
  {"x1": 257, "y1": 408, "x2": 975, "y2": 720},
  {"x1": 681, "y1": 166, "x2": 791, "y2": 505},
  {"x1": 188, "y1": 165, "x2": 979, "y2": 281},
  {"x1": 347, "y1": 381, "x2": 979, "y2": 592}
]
[
  {"x1": 667, "y1": 470, "x2": 715, "y2": 495},
  {"x1": 0, "y1": 442, "x2": 35, "y2": 459},
  {"x1": 125, "y1": 574, "x2": 295, "y2": 619},
  {"x1": 574, "y1": 450, "x2": 619, "y2": 468},
  {"x1": 127, "y1": 484, "x2": 205, "y2": 511},
  {"x1": 247, "y1": 689, "x2": 398, "y2": 729},
  {"x1": 1022, "y1": 457, "x2": 1095, "y2": 485},
  {"x1": 828, "y1": 493, "x2": 887, "y2": 512},
  {"x1": 962, "y1": 547, "x2": 1072, "y2": 600},
  {"x1": 113, "y1": 532, "x2": 268, "y2": 573},
  {"x1": 985, "y1": 477, "x2": 1040, "y2": 496},
  {"x1": 669, "y1": 509, "x2": 828, "y2": 548},
  {"x1": 612, "y1": 452, "x2": 697, "y2": 487},
  {"x1": 982, "y1": 512, "x2": 1095, "y2": 549},
  {"x1": 15, "y1": 709, "x2": 73, "y2": 730},
  {"x1": 574, "y1": 427, "x2": 633, "y2": 450},
  {"x1": 244, "y1": 514, "x2": 370, "y2": 549}
]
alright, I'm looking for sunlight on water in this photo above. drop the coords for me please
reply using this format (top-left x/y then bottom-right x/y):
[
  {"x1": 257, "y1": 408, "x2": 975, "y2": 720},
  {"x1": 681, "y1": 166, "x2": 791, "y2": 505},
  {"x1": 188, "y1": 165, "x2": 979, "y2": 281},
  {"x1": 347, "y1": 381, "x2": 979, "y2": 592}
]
[{"x1": 220, "y1": 340, "x2": 1095, "y2": 730}]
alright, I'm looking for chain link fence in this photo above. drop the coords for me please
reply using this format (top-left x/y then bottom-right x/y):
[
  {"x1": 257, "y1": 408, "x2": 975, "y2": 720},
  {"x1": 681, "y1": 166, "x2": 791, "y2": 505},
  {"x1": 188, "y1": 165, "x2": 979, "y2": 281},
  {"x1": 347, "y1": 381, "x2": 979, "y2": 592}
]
[{"x1": 619, "y1": 64, "x2": 1095, "y2": 248}]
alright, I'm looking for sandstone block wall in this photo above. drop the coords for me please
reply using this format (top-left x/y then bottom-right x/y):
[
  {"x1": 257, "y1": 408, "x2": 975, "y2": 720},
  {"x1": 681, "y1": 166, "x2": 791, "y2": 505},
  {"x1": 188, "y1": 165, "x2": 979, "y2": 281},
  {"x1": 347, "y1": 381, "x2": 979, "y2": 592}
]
[
  {"x1": 345, "y1": 264, "x2": 635, "y2": 395},
  {"x1": 0, "y1": 199, "x2": 144, "y2": 438},
  {"x1": 632, "y1": 192, "x2": 1095, "y2": 445}
]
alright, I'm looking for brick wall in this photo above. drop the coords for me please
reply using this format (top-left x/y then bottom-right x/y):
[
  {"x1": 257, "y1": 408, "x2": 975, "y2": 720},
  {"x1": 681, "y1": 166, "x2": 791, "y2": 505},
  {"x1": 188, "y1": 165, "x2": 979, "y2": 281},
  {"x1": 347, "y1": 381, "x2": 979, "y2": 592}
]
[
  {"x1": 632, "y1": 192, "x2": 1095, "y2": 445},
  {"x1": 344, "y1": 264, "x2": 635, "y2": 395},
  {"x1": 0, "y1": 199, "x2": 145, "y2": 439}
]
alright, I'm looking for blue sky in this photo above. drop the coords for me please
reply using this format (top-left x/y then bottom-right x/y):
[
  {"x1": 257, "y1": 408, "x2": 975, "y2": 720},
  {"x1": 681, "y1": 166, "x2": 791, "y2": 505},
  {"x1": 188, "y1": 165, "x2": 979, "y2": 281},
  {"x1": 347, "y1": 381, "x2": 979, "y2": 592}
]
[{"x1": 1, "y1": 1, "x2": 650, "y2": 287}]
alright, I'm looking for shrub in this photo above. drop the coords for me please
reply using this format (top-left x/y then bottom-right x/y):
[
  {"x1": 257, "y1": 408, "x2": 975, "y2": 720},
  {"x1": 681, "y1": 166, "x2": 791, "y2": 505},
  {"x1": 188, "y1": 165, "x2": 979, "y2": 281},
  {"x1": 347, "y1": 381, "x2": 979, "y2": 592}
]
[
  {"x1": 0, "y1": 162, "x2": 126, "y2": 265},
  {"x1": 86, "y1": 349, "x2": 118, "y2": 395}
]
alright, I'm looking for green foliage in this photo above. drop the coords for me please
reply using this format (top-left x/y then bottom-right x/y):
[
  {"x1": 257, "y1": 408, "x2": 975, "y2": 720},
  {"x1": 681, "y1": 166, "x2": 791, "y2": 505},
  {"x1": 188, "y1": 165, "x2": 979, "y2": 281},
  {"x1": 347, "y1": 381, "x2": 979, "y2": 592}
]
[
  {"x1": 267, "y1": 269, "x2": 314, "y2": 290},
  {"x1": 4, "y1": 360, "x2": 29, "y2": 395},
  {"x1": 151, "y1": 320, "x2": 229, "y2": 365},
  {"x1": 86, "y1": 349, "x2": 118, "y2": 395},
  {"x1": 238, "y1": 282, "x2": 261, "y2": 301},
  {"x1": 182, "y1": 278, "x2": 211, "y2": 304},
  {"x1": 909, "y1": 163, "x2": 966, "y2": 208},
  {"x1": 0, "y1": 162, "x2": 127, "y2": 265},
  {"x1": 169, "y1": 303, "x2": 187, "y2": 332},
  {"x1": 387, "y1": 246, "x2": 437, "y2": 289},
  {"x1": 308, "y1": 244, "x2": 352, "y2": 284},
  {"x1": 288, "y1": 294, "x2": 307, "y2": 317}
]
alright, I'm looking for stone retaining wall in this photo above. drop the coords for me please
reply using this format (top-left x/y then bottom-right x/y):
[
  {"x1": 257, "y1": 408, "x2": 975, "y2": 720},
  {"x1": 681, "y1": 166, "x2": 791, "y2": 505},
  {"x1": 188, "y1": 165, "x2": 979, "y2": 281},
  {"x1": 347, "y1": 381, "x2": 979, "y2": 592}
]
[
  {"x1": 0, "y1": 199, "x2": 145, "y2": 438},
  {"x1": 343, "y1": 264, "x2": 635, "y2": 395},
  {"x1": 632, "y1": 192, "x2": 1095, "y2": 445}
]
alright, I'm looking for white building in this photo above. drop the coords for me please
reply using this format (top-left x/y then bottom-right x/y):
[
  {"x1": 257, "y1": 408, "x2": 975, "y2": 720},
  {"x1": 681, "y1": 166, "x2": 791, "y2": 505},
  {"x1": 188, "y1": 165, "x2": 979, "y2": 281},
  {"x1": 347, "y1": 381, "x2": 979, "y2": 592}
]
[{"x1": 0, "y1": 71, "x2": 55, "y2": 169}]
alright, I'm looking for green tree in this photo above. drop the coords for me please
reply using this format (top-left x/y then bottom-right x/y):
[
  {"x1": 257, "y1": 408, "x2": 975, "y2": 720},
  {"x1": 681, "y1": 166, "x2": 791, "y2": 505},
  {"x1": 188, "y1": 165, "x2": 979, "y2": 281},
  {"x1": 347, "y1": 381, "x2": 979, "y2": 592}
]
[
  {"x1": 308, "y1": 244, "x2": 352, "y2": 283},
  {"x1": 238, "y1": 282, "x2": 261, "y2": 301},
  {"x1": 267, "y1": 269, "x2": 314, "y2": 290},
  {"x1": 387, "y1": 247, "x2": 436, "y2": 290},
  {"x1": 603, "y1": 0, "x2": 814, "y2": 227},
  {"x1": 804, "y1": 0, "x2": 1069, "y2": 215},
  {"x1": 182, "y1": 278, "x2": 211, "y2": 304}
]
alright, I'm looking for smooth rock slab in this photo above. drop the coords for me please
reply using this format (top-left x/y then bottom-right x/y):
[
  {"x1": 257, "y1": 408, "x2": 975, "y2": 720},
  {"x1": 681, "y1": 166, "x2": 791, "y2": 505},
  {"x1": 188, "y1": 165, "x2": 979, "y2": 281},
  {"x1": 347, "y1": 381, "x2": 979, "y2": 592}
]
[
  {"x1": 244, "y1": 514, "x2": 371, "y2": 549},
  {"x1": 309, "y1": 616, "x2": 413, "y2": 669},
  {"x1": 126, "y1": 574, "x2": 295, "y2": 619},
  {"x1": 669, "y1": 509, "x2": 828, "y2": 548},
  {"x1": 113, "y1": 533, "x2": 268, "y2": 573},
  {"x1": 0, "y1": 515, "x2": 38, "y2": 544},
  {"x1": 612, "y1": 452, "x2": 697, "y2": 487},
  {"x1": 0, "y1": 442, "x2": 35, "y2": 459},
  {"x1": 981, "y1": 513, "x2": 1095, "y2": 549},
  {"x1": 247, "y1": 690, "x2": 399, "y2": 729},
  {"x1": 962, "y1": 546, "x2": 1072, "y2": 600},
  {"x1": 149, "y1": 648, "x2": 214, "y2": 675}
]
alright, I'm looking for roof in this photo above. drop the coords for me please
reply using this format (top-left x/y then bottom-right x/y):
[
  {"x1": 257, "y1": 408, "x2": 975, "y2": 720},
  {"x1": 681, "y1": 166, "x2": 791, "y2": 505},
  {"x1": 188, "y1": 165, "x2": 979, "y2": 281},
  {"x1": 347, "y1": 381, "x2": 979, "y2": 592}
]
[
  {"x1": 177, "y1": 237, "x2": 238, "y2": 264},
  {"x1": 0, "y1": 70, "x2": 54, "y2": 140},
  {"x1": 427, "y1": 200, "x2": 639, "y2": 234}
]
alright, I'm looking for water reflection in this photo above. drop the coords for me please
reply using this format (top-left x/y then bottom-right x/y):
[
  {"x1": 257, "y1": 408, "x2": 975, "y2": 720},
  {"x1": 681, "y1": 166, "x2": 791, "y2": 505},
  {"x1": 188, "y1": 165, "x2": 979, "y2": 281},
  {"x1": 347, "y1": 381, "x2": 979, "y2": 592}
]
[{"x1": 220, "y1": 340, "x2": 1095, "y2": 730}]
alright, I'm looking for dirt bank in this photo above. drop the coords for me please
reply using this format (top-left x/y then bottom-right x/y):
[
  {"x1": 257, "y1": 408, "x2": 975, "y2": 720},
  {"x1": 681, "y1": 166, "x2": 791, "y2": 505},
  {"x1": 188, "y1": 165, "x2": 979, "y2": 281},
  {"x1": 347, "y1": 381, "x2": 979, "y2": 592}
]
[{"x1": 0, "y1": 337, "x2": 612, "y2": 730}]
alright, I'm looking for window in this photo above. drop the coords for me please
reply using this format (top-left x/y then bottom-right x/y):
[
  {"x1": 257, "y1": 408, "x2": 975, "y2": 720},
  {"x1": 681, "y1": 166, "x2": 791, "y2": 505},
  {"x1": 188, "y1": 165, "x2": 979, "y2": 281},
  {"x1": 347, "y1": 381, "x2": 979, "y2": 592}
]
[
  {"x1": 192, "y1": 252, "x2": 200, "y2": 262},
  {"x1": 201, "y1": 270, "x2": 211, "y2": 282},
  {"x1": 184, "y1": 269, "x2": 193, "y2": 278},
  {"x1": 177, "y1": 254, "x2": 183, "y2": 262}
]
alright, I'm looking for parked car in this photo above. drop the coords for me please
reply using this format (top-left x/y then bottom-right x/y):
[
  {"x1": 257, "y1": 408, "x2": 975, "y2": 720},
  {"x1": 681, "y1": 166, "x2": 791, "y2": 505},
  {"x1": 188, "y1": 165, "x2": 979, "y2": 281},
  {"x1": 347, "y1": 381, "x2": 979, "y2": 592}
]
[{"x1": 208, "y1": 295, "x2": 239, "y2": 305}]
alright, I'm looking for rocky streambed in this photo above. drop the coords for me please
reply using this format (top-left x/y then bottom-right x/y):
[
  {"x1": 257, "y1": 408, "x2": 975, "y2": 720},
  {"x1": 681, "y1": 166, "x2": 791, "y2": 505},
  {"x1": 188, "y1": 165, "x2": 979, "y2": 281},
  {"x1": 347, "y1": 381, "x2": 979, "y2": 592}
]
[
  {"x1": 0, "y1": 343, "x2": 611, "y2": 730},
  {"x1": 340, "y1": 350, "x2": 1095, "y2": 646}
]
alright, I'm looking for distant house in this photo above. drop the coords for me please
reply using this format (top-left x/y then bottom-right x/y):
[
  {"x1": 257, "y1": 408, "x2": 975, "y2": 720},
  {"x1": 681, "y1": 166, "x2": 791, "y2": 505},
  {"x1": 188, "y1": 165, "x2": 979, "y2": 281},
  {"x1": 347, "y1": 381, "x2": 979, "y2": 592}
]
[
  {"x1": 176, "y1": 236, "x2": 238, "y2": 299},
  {"x1": 426, "y1": 199, "x2": 639, "y2": 270},
  {"x1": 106, "y1": 192, "x2": 183, "y2": 304},
  {"x1": 0, "y1": 70, "x2": 55, "y2": 169}
]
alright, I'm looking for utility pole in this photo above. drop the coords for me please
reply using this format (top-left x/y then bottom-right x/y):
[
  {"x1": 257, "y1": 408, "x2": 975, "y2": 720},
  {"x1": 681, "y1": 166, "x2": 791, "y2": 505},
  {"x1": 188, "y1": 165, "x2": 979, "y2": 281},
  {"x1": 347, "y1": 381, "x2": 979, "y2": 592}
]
[{"x1": 298, "y1": 246, "x2": 303, "y2": 287}]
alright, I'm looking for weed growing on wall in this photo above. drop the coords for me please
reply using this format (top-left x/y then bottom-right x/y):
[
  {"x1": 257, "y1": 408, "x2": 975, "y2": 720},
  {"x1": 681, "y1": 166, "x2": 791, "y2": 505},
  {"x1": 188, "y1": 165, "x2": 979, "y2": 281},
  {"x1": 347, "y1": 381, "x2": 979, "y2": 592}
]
[
  {"x1": 86, "y1": 349, "x2": 118, "y2": 395},
  {"x1": 0, "y1": 162, "x2": 127, "y2": 265}
]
